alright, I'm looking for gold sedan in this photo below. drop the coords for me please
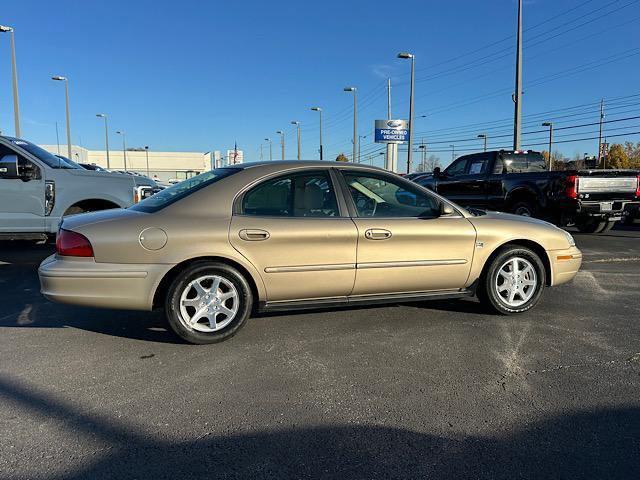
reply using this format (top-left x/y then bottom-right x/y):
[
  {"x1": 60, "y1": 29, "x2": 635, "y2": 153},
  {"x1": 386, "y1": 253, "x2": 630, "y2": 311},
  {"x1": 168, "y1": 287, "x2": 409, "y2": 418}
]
[{"x1": 39, "y1": 162, "x2": 582, "y2": 344}]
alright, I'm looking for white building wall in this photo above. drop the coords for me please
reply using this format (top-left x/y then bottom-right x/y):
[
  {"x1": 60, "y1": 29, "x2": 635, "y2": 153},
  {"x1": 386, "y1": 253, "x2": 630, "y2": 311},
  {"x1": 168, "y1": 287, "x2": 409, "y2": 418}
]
[{"x1": 39, "y1": 145, "x2": 214, "y2": 182}]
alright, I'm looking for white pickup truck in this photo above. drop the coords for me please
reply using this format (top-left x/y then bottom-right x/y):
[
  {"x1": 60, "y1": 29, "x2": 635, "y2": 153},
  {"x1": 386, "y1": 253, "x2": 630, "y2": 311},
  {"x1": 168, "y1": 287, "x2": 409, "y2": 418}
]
[{"x1": 0, "y1": 136, "x2": 157, "y2": 241}]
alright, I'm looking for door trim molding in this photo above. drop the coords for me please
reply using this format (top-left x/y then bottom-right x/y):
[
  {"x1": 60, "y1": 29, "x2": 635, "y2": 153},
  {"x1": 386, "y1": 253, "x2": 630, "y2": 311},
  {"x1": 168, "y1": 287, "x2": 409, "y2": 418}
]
[
  {"x1": 357, "y1": 259, "x2": 467, "y2": 269},
  {"x1": 264, "y1": 263, "x2": 356, "y2": 273}
]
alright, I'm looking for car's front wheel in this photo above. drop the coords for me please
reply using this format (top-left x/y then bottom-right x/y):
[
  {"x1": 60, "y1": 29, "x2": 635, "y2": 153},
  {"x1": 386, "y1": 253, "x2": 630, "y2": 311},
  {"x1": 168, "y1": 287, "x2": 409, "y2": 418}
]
[
  {"x1": 478, "y1": 246, "x2": 546, "y2": 314},
  {"x1": 165, "y1": 262, "x2": 252, "y2": 344}
]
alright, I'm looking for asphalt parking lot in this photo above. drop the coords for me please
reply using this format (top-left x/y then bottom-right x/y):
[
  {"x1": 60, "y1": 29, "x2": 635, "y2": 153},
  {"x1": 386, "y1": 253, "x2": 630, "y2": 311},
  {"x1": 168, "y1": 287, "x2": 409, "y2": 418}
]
[{"x1": 1, "y1": 228, "x2": 639, "y2": 479}]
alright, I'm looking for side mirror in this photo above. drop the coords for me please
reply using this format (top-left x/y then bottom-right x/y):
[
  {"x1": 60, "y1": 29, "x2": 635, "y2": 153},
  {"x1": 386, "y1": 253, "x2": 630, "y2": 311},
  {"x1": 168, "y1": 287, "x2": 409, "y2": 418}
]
[
  {"x1": 433, "y1": 167, "x2": 441, "y2": 176},
  {"x1": 0, "y1": 155, "x2": 19, "y2": 179},
  {"x1": 440, "y1": 202, "x2": 455, "y2": 216}
]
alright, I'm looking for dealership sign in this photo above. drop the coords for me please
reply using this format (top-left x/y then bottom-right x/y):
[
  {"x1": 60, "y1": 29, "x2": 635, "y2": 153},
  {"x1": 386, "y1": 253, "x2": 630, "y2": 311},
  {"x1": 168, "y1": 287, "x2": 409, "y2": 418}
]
[{"x1": 374, "y1": 119, "x2": 409, "y2": 144}]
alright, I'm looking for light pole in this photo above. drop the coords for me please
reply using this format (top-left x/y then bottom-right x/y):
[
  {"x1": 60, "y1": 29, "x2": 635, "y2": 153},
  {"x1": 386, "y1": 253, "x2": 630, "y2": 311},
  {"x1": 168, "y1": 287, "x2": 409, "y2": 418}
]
[
  {"x1": 0, "y1": 25, "x2": 21, "y2": 137},
  {"x1": 52, "y1": 76, "x2": 72, "y2": 159},
  {"x1": 291, "y1": 121, "x2": 301, "y2": 160},
  {"x1": 144, "y1": 145, "x2": 150, "y2": 177},
  {"x1": 343, "y1": 87, "x2": 357, "y2": 162},
  {"x1": 310, "y1": 107, "x2": 323, "y2": 160},
  {"x1": 542, "y1": 122, "x2": 553, "y2": 171},
  {"x1": 116, "y1": 130, "x2": 127, "y2": 171},
  {"x1": 477, "y1": 133, "x2": 488, "y2": 152},
  {"x1": 450, "y1": 144, "x2": 456, "y2": 162},
  {"x1": 276, "y1": 130, "x2": 285, "y2": 160},
  {"x1": 264, "y1": 138, "x2": 273, "y2": 161},
  {"x1": 96, "y1": 113, "x2": 110, "y2": 169},
  {"x1": 398, "y1": 52, "x2": 415, "y2": 174}
]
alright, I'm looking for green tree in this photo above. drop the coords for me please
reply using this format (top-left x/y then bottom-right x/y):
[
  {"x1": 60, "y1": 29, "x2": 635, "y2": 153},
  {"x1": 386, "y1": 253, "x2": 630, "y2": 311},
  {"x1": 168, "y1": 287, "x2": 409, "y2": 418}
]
[
  {"x1": 604, "y1": 144, "x2": 630, "y2": 169},
  {"x1": 335, "y1": 153, "x2": 349, "y2": 162}
]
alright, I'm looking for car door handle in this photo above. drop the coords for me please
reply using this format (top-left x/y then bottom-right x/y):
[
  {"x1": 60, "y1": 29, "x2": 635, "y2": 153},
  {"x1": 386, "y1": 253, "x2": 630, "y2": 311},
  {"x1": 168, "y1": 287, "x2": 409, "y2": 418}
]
[
  {"x1": 238, "y1": 229, "x2": 270, "y2": 241},
  {"x1": 364, "y1": 228, "x2": 392, "y2": 240}
]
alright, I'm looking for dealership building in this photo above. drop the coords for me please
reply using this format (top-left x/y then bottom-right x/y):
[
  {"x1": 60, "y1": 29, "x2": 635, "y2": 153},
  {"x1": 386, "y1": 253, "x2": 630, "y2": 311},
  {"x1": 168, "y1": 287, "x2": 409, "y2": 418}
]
[{"x1": 39, "y1": 145, "x2": 243, "y2": 182}]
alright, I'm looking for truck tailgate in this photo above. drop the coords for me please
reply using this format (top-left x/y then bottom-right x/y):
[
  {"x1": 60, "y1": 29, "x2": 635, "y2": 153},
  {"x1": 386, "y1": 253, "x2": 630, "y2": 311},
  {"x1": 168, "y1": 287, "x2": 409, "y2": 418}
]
[{"x1": 577, "y1": 176, "x2": 638, "y2": 194}]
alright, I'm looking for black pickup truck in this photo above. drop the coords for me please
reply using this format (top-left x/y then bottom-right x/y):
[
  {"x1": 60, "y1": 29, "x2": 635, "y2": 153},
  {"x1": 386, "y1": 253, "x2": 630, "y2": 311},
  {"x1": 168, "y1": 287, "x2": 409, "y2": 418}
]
[{"x1": 415, "y1": 150, "x2": 640, "y2": 233}]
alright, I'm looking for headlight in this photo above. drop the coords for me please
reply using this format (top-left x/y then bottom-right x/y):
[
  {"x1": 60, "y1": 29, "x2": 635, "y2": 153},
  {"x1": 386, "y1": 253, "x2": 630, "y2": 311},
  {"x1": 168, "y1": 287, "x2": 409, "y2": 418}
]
[
  {"x1": 563, "y1": 230, "x2": 575, "y2": 247},
  {"x1": 45, "y1": 180, "x2": 55, "y2": 215}
]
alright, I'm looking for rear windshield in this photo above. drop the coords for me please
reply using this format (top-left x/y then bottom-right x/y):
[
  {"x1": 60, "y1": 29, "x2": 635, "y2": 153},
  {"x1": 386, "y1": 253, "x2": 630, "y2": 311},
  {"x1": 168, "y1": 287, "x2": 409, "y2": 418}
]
[
  {"x1": 130, "y1": 168, "x2": 239, "y2": 213},
  {"x1": 499, "y1": 153, "x2": 546, "y2": 173}
]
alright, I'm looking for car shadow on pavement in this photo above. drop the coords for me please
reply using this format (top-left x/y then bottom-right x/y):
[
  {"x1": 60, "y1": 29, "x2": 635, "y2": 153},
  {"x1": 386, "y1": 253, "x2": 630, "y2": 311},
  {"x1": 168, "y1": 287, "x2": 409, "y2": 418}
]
[{"x1": 1, "y1": 374, "x2": 638, "y2": 479}]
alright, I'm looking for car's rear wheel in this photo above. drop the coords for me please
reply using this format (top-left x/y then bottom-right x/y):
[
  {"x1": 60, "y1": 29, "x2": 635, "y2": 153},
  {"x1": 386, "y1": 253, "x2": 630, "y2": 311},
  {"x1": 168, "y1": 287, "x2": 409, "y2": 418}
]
[
  {"x1": 165, "y1": 262, "x2": 252, "y2": 344},
  {"x1": 478, "y1": 246, "x2": 546, "y2": 314}
]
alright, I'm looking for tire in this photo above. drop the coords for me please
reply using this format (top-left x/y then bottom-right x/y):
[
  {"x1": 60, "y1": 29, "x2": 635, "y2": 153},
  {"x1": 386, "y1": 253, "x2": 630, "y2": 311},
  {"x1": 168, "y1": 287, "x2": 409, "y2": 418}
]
[
  {"x1": 576, "y1": 218, "x2": 607, "y2": 234},
  {"x1": 510, "y1": 201, "x2": 536, "y2": 217},
  {"x1": 477, "y1": 246, "x2": 546, "y2": 315},
  {"x1": 165, "y1": 262, "x2": 253, "y2": 344}
]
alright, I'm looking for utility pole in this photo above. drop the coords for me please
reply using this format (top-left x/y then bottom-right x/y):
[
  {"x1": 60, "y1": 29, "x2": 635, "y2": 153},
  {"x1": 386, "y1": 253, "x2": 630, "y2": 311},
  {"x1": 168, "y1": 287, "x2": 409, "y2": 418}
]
[
  {"x1": 513, "y1": 0, "x2": 523, "y2": 150},
  {"x1": 52, "y1": 76, "x2": 72, "y2": 159},
  {"x1": 450, "y1": 144, "x2": 456, "y2": 162},
  {"x1": 259, "y1": 143, "x2": 264, "y2": 161},
  {"x1": 597, "y1": 99, "x2": 605, "y2": 167},
  {"x1": 310, "y1": 107, "x2": 323, "y2": 160}
]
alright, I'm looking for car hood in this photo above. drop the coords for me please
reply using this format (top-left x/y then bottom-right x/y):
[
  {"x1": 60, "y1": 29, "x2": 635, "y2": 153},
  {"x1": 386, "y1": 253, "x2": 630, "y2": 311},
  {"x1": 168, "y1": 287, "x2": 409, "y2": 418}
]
[
  {"x1": 66, "y1": 169, "x2": 156, "y2": 187},
  {"x1": 471, "y1": 210, "x2": 555, "y2": 227}
]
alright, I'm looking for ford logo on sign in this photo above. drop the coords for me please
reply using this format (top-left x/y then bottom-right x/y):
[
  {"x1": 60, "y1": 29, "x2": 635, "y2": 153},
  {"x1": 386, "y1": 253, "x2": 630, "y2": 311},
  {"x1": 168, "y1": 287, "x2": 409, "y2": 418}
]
[{"x1": 387, "y1": 120, "x2": 403, "y2": 128}]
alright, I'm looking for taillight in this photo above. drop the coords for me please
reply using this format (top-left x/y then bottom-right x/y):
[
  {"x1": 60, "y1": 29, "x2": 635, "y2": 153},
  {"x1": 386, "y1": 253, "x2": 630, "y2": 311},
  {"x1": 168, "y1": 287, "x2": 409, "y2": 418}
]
[
  {"x1": 56, "y1": 229, "x2": 94, "y2": 257},
  {"x1": 636, "y1": 174, "x2": 640, "y2": 198},
  {"x1": 566, "y1": 175, "x2": 579, "y2": 199}
]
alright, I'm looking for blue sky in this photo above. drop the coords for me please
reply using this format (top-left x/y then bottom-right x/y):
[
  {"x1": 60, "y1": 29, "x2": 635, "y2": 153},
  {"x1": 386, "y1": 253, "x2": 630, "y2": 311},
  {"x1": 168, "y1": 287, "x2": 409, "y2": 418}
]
[{"x1": 1, "y1": 0, "x2": 639, "y2": 167}]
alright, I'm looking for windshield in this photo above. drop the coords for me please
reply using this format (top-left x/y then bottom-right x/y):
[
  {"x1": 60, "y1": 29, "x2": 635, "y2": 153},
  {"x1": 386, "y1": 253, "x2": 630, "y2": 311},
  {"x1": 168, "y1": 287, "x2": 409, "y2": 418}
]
[
  {"x1": 130, "y1": 168, "x2": 239, "y2": 213},
  {"x1": 10, "y1": 139, "x2": 82, "y2": 169}
]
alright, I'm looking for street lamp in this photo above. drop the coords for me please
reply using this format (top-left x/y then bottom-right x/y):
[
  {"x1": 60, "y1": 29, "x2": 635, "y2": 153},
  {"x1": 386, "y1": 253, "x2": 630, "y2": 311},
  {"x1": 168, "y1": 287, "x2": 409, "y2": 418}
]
[
  {"x1": 398, "y1": 52, "x2": 415, "y2": 174},
  {"x1": 477, "y1": 133, "x2": 488, "y2": 152},
  {"x1": 418, "y1": 144, "x2": 426, "y2": 171},
  {"x1": 0, "y1": 25, "x2": 21, "y2": 137},
  {"x1": 264, "y1": 138, "x2": 273, "y2": 161},
  {"x1": 450, "y1": 144, "x2": 456, "y2": 162},
  {"x1": 144, "y1": 145, "x2": 150, "y2": 177},
  {"x1": 96, "y1": 114, "x2": 110, "y2": 169},
  {"x1": 116, "y1": 130, "x2": 127, "y2": 171},
  {"x1": 291, "y1": 121, "x2": 301, "y2": 160},
  {"x1": 310, "y1": 107, "x2": 323, "y2": 160},
  {"x1": 52, "y1": 76, "x2": 72, "y2": 159},
  {"x1": 542, "y1": 122, "x2": 553, "y2": 171},
  {"x1": 276, "y1": 130, "x2": 285, "y2": 160},
  {"x1": 343, "y1": 87, "x2": 357, "y2": 162}
]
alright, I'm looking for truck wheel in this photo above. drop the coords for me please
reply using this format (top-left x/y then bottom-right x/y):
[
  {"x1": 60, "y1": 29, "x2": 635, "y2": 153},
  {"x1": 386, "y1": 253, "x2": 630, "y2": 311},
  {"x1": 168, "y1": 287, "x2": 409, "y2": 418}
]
[
  {"x1": 165, "y1": 262, "x2": 252, "y2": 344},
  {"x1": 576, "y1": 219, "x2": 606, "y2": 233},
  {"x1": 510, "y1": 201, "x2": 536, "y2": 217},
  {"x1": 477, "y1": 246, "x2": 546, "y2": 315}
]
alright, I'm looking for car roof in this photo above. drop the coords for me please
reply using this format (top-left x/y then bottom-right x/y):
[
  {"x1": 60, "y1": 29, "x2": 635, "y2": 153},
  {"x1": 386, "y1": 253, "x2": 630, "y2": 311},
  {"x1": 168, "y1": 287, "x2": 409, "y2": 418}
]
[{"x1": 226, "y1": 160, "x2": 389, "y2": 172}]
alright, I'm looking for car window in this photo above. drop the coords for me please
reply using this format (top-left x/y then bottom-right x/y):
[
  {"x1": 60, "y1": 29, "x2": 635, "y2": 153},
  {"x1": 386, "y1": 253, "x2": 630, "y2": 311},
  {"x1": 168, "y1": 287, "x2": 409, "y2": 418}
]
[
  {"x1": 342, "y1": 172, "x2": 440, "y2": 218},
  {"x1": 242, "y1": 171, "x2": 339, "y2": 217},
  {"x1": 444, "y1": 157, "x2": 467, "y2": 176},
  {"x1": 467, "y1": 157, "x2": 488, "y2": 175}
]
